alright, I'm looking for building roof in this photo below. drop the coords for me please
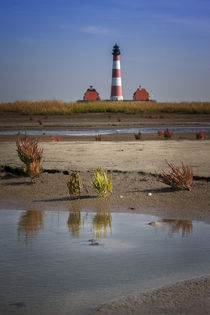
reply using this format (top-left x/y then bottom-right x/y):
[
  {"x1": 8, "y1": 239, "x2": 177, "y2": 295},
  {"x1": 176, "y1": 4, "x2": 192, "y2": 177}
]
[
  {"x1": 83, "y1": 86, "x2": 100, "y2": 101},
  {"x1": 133, "y1": 86, "x2": 149, "y2": 101}
]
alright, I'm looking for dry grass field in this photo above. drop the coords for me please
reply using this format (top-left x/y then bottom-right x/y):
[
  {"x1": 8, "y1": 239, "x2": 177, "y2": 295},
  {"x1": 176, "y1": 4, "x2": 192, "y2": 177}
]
[{"x1": 0, "y1": 100, "x2": 210, "y2": 115}]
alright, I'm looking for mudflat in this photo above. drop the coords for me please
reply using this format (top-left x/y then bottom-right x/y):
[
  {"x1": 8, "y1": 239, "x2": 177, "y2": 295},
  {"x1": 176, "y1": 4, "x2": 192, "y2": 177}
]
[{"x1": 0, "y1": 111, "x2": 210, "y2": 314}]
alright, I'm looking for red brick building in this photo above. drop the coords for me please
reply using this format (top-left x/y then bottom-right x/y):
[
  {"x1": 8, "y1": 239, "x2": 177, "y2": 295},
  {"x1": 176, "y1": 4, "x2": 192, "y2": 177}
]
[
  {"x1": 133, "y1": 86, "x2": 149, "y2": 101},
  {"x1": 83, "y1": 86, "x2": 100, "y2": 101}
]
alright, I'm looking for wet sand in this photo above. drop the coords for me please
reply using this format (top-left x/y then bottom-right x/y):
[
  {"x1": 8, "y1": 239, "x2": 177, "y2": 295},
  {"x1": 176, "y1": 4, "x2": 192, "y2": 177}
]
[
  {"x1": 1, "y1": 111, "x2": 210, "y2": 314},
  {"x1": 91, "y1": 276, "x2": 210, "y2": 315}
]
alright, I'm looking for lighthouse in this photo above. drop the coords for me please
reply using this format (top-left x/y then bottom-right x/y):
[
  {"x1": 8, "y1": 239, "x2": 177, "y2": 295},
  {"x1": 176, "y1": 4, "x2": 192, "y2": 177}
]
[{"x1": 110, "y1": 44, "x2": 123, "y2": 101}]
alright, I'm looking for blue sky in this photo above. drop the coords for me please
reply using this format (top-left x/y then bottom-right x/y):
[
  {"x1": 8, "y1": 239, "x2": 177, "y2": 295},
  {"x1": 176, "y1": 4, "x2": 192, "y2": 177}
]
[{"x1": 0, "y1": 0, "x2": 210, "y2": 102}]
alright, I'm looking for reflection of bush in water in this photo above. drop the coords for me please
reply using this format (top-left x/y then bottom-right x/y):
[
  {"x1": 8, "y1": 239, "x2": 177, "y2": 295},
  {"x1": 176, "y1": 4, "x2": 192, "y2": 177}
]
[
  {"x1": 18, "y1": 211, "x2": 43, "y2": 241},
  {"x1": 92, "y1": 211, "x2": 112, "y2": 238},
  {"x1": 67, "y1": 212, "x2": 81, "y2": 237},
  {"x1": 162, "y1": 219, "x2": 193, "y2": 237}
]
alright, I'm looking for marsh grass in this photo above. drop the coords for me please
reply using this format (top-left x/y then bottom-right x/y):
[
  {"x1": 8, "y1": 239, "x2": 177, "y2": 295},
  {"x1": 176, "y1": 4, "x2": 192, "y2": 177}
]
[{"x1": 1, "y1": 100, "x2": 210, "y2": 115}]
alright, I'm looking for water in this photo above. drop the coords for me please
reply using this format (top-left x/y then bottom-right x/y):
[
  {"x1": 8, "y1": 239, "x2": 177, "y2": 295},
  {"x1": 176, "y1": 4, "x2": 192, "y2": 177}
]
[
  {"x1": 1, "y1": 125, "x2": 210, "y2": 136},
  {"x1": 0, "y1": 209, "x2": 210, "y2": 315}
]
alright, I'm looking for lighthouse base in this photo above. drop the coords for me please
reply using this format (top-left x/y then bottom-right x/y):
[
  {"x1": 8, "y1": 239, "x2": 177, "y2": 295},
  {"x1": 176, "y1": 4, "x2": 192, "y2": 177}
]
[{"x1": 110, "y1": 96, "x2": 123, "y2": 101}]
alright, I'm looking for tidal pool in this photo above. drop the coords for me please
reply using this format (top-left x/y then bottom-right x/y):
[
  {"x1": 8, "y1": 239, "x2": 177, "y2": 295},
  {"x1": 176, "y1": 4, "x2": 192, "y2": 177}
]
[
  {"x1": 1, "y1": 125, "x2": 210, "y2": 136},
  {"x1": 0, "y1": 209, "x2": 210, "y2": 315}
]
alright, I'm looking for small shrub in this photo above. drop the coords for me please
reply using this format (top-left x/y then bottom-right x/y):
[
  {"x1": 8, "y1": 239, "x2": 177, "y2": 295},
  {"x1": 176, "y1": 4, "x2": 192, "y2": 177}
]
[
  {"x1": 38, "y1": 119, "x2": 43, "y2": 125},
  {"x1": 158, "y1": 160, "x2": 193, "y2": 191},
  {"x1": 56, "y1": 136, "x2": 61, "y2": 142},
  {"x1": 16, "y1": 135, "x2": 43, "y2": 179},
  {"x1": 157, "y1": 130, "x2": 163, "y2": 137},
  {"x1": 95, "y1": 134, "x2": 102, "y2": 141},
  {"x1": 67, "y1": 172, "x2": 82, "y2": 196},
  {"x1": 164, "y1": 128, "x2": 173, "y2": 139},
  {"x1": 92, "y1": 168, "x2": 112, "y2": 197},
  {"x1": 134, "y1": 131, "x2": 141, "y2": 140},
  {"x1": 50, "y1": 135, "x2": 55, "y2": 141},
  {"x1": 196, "y1": 131, "x2": 204, "y2": 140},
  {"x1": 157, "y1": 128, "x2": 173, "y2": 139}
]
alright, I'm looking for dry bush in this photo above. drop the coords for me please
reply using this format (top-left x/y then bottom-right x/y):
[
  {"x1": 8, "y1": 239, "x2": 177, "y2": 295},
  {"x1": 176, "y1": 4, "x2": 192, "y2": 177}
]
[
  {"x1": 163, "y1": 128, "x2": 173, "y2": 139},
  {"x1": 16, "y1": 135, "x2": 43, "y2": 179},
  {"x1": 67, "y1": 172, "x2": 83, "y2": 196},
  {"x1": 134, "y1": 131, "x2": 141, "y2": 140},
  {"x1": 158, "y1": 160, "x2": 193, "y2": 191},
  {"x1": 157, "y1": 128, "x2": 173, "y2": 139},
  {"x1": 95, "y1": 134, "x2": 102, "y2": 141},
  {"x1": 196, "y1": 131, "x2": 205, "y2": 139}
]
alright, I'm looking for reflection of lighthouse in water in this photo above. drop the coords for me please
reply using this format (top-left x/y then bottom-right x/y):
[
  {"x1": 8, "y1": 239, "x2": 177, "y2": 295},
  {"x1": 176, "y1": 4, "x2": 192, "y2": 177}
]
[{"x1": 110, "y1": 44, "x2": 123, "y2": 101}]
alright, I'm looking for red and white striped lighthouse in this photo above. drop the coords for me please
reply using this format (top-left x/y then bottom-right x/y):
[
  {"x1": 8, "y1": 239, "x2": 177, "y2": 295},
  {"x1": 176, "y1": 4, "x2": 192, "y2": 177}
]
[{"x1": 110, "y1": 44, "x2": 123, "y2": 101}]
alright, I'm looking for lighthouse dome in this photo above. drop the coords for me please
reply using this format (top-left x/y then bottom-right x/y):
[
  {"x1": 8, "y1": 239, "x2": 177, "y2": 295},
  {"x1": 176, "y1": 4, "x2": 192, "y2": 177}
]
[{"x1": 112, "y1": 44, "x2": 121, "y2": 55}]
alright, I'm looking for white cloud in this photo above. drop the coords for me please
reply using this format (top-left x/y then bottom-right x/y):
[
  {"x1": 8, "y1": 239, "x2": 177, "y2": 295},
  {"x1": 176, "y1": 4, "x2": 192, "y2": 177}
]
[
  {"x1": 81, "y1": 25, "x2": 111, "y2": 35},
  {"x1": 59, "y1": 24, "x2": 112, "y2": 36}
]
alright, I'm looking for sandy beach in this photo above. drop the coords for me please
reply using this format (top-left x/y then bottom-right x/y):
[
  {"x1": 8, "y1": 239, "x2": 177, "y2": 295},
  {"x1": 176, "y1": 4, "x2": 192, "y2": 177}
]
[{"x1": 1, "y1": 111, "x2": 210, "y2": 314}]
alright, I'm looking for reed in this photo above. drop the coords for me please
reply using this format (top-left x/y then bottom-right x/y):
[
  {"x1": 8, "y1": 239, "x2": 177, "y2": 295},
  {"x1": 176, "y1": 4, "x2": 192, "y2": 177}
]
[{"x1": 1, "y1": 100, "x2": 210, "y2": 115}]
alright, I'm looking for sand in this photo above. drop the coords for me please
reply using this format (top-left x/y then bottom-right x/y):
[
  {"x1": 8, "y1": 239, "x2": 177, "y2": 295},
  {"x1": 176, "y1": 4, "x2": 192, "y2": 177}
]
[
  {"x1": 91, "y1": 276, "x2": 210, "y2": 315},
  {"x1": 1, "y1": 140, "x2": 210, "y2": 177}
]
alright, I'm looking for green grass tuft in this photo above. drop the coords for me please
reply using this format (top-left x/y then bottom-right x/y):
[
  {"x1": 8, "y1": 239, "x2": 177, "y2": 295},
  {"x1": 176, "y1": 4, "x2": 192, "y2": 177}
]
[{"x1": 92, "y1": 168, "x2": 112, "y2": 197}]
